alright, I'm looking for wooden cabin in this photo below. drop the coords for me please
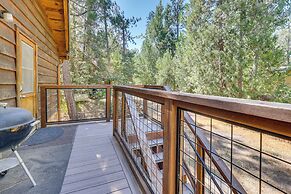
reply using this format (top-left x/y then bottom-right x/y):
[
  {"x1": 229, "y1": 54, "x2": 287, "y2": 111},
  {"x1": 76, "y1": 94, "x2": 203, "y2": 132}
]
[{"x1": 0, "y1": 0, "x2": 69, "y2": 118}]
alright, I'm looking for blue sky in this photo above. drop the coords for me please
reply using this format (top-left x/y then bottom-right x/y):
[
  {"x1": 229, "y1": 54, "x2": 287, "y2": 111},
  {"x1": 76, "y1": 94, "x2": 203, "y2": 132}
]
[{"x1": 114, "y1": 0, "x2": 169, "y2": 50}]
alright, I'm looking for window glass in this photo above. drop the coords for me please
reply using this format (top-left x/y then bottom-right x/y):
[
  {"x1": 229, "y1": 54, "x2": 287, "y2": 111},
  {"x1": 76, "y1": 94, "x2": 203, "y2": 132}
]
[{"x1": 21, "y1": 41, "x2": 34, "y2": 93}]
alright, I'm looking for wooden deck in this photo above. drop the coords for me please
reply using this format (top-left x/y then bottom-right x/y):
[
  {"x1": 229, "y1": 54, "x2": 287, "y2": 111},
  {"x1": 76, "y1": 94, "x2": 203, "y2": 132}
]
[{"x1": 60, "y1": 122, "x2": 142, "y2": 194}]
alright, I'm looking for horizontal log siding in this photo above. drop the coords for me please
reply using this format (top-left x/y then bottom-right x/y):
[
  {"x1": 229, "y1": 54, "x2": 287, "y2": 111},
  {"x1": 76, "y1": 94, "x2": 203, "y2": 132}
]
[{"x1": 0, "y1": 0, "x2": 59, "y2": 117}]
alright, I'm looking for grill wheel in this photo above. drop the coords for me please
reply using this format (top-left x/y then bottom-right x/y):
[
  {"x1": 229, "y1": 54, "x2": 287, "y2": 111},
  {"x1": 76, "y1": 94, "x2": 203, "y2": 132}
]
[{"x1": 0, "y1": 170, "x2": 8, "y2": 177}]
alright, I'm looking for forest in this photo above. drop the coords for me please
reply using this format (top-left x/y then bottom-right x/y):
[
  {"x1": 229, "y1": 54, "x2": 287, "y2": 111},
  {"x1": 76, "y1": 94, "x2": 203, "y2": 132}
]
[{"x1": 68, "y1": 0, "x2": 291, "y2": 103}]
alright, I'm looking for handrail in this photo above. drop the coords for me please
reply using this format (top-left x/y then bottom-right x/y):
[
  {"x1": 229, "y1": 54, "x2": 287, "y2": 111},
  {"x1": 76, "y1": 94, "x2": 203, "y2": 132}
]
[
  {"x1": 163, "y1": 86, "x2": 246, "y2": 194},
  {"x1": 114, "y1": 85, "x2": 291, "y2": 137},
  {"x1": 39, "y1": 84, "x2": 160, "y2": 128},
  {"x1": 40, "y1": 84, "x2": 112, "y2": 128},
  {"x1": 39, "y1": 84, "x2": 112, "y2": 89},
  {"x1": 113, "y1": 85, "x2": 291, "y2": 194},
  {"x1": 115, "y1": 86, "x2": 291, "y2": 122}
]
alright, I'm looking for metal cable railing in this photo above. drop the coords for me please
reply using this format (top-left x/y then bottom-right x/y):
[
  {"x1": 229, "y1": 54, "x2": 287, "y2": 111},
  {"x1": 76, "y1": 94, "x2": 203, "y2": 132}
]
[
  {"x1": 40, "y1": 85, "x2": 111, "y2": 127},
  {"x1": 179, "y1": 110, "x2": 291, "y2": 194},
  {"x1": 112, "y1": 85, "x2": 291, "y2": 194},
  {"x1": 183, "y1": 132, "x2": 224, "y2": 194},
  {"x1": 114, "y1": 91, "x2": 164, "y2": 193}
]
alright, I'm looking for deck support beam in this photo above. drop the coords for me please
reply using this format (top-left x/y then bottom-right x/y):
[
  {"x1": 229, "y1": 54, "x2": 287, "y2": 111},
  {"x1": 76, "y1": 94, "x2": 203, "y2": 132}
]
[
  {"x1": 106, "y1": 87, "x2": 111, "y2": 122},
  {"x1": 163, "y1": 99, "x2": 179, "y2": 194}
]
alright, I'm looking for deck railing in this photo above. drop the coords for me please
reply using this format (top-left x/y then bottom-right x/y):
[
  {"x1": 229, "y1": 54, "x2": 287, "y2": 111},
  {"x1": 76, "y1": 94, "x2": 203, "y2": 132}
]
[
  {"x1": 40, "y1": 85, "x2": 112, "y2": 128},
  {"x1": 112, "y1": 85, "x2": 291, "y2": 194},
  {"x1": 39, "y1": 84, "x2": 291, "y2": 193}
]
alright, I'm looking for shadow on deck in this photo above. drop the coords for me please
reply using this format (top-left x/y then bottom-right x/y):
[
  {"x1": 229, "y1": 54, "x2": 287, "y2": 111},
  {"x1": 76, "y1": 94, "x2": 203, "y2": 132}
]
[{"x1": 0, "y1": 122, "x2": 141, "y2": 194}]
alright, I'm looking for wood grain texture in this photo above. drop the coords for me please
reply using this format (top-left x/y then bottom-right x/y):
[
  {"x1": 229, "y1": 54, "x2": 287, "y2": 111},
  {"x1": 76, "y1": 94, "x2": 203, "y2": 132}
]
[
  {"x1": 162, "y1": 99, "x2": 178, "y2": 194},
  {"x1": 0, "y1": 0, "x2": 63, "y2": 113},
  {"x1": 37, "y1": 0, "x2": 69, "y2": 58},
  {"x1": 0, "y1": 85, "x2": 16, "y2": 100},
  {"x1": 114, "y1": 86, "x2": 291, "y2": 125},
  {"x1": 113, "y1": 86, "x2": 290, "y2": 194},
  {"x1": 60, "y1": 122, "x2": 141, "y2": 194},
  {"x1": 106, "y1": 87, "x2": 111, "y2": 121},
  {"x1": 0, "y1": 53, "x2": 16, "y2": 71},
  {"x1": 0, "y1": 69, "x2": 16, "y2": 85},
  {"x1": 41, "y1": 84, "x2": 113, "y2": 89}
]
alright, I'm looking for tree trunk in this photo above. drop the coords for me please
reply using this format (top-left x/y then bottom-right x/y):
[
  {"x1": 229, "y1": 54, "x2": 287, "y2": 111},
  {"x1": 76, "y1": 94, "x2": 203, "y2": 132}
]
[
  {"x1": 217, "y1": 0, "x2": 226, "y2": 94},
  {"x1": 287, "y1": 22, "x2": 290, "y2": 66},
  {"x1": 122, "y1": 25, "x2": 126, "y2": 57},
  {"x1": 238, "y1": 1, "x2": 246, "y2": 98},
  {"x1": 103, "y1": 6, "x2": 112, "y2": 78},
  {"x1": 62, "y1": 60, "x2": 77, "y2": 120},
  {"x1": 176, "y1": 0, "x2": 180, "y2": 40},
  {"x1": 82, "y1": 23, "x2": 87, "y2": 61},
  {"x1": 104, "y1": 13, "x2": 109, "y2": 57}
]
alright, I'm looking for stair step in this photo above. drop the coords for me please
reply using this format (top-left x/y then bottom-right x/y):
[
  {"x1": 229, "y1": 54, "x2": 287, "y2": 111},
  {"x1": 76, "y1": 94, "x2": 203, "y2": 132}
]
[
  {"x1": 149, "y1": 138, "x2": 163, "y2": 146},
  {"x1": 127, "y1": 130, "x2": 164, "y2": 144},
  {"x1": 130, "y1": 138, "x2": 163, "y2": 149},
  {"x1": 134, "y1": 152, "x2": 164, "y2": 164},
  {"x1": 154, "y1": 152, "x2": 163, "y2": 163}
]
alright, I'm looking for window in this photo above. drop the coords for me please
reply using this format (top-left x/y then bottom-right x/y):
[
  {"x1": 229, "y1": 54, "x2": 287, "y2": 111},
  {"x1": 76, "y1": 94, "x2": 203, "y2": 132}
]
[{"x1": 21, "y1": 41, "x2": 34, "y2": 94}]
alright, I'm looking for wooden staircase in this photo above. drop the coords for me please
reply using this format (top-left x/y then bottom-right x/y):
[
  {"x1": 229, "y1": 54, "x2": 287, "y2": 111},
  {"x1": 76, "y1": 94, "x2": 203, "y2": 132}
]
[
  {"x1": 124, "y1": 94, "x2": 193, "y2": 193},
  {"x1": 125, "y1": 94, "x2": 163, "y2": 193}
]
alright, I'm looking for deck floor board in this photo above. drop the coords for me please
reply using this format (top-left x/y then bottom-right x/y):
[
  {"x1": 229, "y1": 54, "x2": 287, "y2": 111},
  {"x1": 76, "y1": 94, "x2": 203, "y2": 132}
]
[{"x1": 60, "y1": 122, "x2": 141, "y2": 194}]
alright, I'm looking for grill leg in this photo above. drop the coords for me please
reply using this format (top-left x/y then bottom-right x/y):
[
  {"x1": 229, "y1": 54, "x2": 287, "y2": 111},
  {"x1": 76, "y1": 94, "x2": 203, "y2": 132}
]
[{"x1": 13, "y1": 150, "x2": 36, "y2": 187}]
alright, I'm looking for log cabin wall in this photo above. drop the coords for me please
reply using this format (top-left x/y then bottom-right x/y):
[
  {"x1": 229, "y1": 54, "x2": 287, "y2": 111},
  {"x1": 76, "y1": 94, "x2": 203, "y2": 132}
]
[{"x1": 0, "y1": 0, "x2": 66, "y2": 119}]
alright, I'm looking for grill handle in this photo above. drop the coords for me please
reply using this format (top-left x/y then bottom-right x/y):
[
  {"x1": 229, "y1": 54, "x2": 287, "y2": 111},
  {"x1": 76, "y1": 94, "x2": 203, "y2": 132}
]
[{"x1": 30, "y1": 120, "x2": 40, "y2": 128}]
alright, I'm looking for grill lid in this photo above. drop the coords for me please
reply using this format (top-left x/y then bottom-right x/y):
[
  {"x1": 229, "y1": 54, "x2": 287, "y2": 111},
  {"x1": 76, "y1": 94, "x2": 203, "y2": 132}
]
[{"x1": 0, "y1": 107, "x2": 35, "y2": 131}]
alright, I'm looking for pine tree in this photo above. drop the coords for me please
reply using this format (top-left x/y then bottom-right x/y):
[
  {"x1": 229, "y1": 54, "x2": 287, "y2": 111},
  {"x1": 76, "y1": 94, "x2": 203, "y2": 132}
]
[
  {"x1": 173, "y1": 0, "x2": 290, "y2": 102},
  {"x1": 134, "y1": 0, "x2": 186, "y2": 87},
  {"x1": 69, "y1": 0, "x2": 140, "y2": 84}
]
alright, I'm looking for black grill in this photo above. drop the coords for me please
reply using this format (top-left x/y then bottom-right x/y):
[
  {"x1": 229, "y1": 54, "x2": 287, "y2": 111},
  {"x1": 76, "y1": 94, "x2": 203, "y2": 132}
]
[{"x1": 0, "y1": 105, "x2": 39, "y2": 186}]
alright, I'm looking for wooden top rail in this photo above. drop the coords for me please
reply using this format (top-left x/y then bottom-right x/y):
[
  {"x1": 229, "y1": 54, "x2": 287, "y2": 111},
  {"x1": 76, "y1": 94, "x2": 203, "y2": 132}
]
[
  {"x1": 114, "y1": 85, "x2": 291, "y2": 137},
  {"x1": 40, "y1": 84, "x2": 160, "y2": 90},
  {"x1": 40, "y1": 84, "x2": 112, "y2": 89}
]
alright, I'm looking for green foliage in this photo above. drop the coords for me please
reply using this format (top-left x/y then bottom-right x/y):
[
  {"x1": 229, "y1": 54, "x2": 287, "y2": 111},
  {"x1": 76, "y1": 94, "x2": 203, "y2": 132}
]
[
  {"x1": 156, "y1": 51, "x2": 176, "y2": 87},
  {"x1": 133, "y1": 0, "x2": 185, "y2": 86},
  {"x1": 111, "y1": 48, "x2": 137, "y2": 84},
  {"x1": 133, "y1": 39, "x2": 159, "y2": 84},
  {"x1": 69, "y1": 0, "x2": 140, "y2": 85},
  {"x1": 69, "y1": 0, "x2": 290, "y2": 103},
  {"x1": 173, "y1": 0, "x2": 290, "y2": 102},
  {"x1": 135, "y1": 0, "x2": 290, "y2": 103}
]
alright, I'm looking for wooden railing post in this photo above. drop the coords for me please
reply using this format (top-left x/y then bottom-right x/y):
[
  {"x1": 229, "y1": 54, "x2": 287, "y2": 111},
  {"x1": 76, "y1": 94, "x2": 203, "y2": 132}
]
[
  {"x1": 57, "y1": 64, "x2": 61, "y2": 121},
  {"x1": 106, "y1": 87, "x2": 111, "y2": 122},
  {"x1": 57, "y1": 89, "x2": 61, "y2": 121},
  {"x1": 113, "y1": 89, "x2": 118, "y2": 134},
  {"x1": 163, "y1": 99, "x2": 179, "y2": 194},
  {"x1": 40, "y1": 86, "x2": 47, "y2": 128},
  {"x1": 121, "y1": 93, "x2": 126, "y2": 137},
  {"x1": 179, "y1": 110, "x2": 185, "y2": 194}
]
